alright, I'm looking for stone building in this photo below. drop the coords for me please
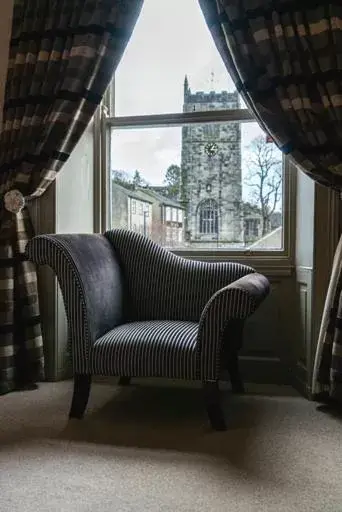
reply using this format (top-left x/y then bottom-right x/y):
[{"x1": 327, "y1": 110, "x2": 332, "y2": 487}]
[
  {"x1": 111, "y1": 182, "x2": 184, "y2": 247},
  {"x1": 139, "y1": 187, "x2": 185, "y2": 247},
  {"x1": 180, "y1": 76, "x2": 243, "y2": 248},
  {"x1": 111, "y1": 183, "x2": 153, "y2": 236}
]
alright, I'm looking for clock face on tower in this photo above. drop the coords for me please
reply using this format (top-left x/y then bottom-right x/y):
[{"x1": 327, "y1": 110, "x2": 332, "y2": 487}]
[{"x1": 204, "y1": 142, "x2": 218, "y2": 157}]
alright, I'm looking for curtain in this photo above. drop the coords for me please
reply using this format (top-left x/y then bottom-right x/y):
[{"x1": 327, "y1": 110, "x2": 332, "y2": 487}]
[
  {"x1": 0, "y1": 0, "x2": 143, "y2": 395},
  {"x1": 199, "y1": 0, "x2": 342, "y2": 402}
]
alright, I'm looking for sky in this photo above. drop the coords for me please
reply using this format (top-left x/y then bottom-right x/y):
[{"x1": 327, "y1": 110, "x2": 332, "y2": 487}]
[{"x1": 111, "y1": 0, "x2": 280, "y2": 193}]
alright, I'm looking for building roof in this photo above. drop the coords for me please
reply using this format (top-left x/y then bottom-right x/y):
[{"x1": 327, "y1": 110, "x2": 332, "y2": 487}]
[
  {"x1": 112, "y1": 182, "x2": 154, "y2": 203},
  {"x1": 247, "y1": 226, "x2": 282, "y2": 250},
  {"x1": 112, "y1": 182, "x2": 184, "y2": 208},
  {"x1": 138, "y1": 187, "x2": 184, "y2": 209}
]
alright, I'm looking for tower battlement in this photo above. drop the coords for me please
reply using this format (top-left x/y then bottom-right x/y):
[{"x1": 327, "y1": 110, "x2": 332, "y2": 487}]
[
  {"x1": 183, "y1": 75, "x2": 239, "y2": 108},
  {"x1": 186, "y1": 90, "x2": 239, "y2": 106}
]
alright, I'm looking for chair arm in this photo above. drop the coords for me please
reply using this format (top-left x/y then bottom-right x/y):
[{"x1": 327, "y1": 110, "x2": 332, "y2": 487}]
[
  {"x1": 25, "y1": 234, "x2": 124, "y2": 374},
  {"x1": 196, "y1": 273, "x2": 270, "y2": 380}
]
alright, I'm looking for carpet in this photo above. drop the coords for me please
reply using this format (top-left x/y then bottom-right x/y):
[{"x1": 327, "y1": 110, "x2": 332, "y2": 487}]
[{"x1": 1, "y1": 379, "x2": 341, "y2": 512}]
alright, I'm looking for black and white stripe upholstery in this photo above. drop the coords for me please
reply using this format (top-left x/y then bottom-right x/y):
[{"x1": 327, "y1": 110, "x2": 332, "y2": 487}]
[
  {"x1": 91, "y1": 321, "x2": 198, "y2": 379},
  {"x1": 25, "y1": 230, "x2": 270, "y2": 382},
  {"x1": 197, "y1": 273, "x2": 270, "y2": 379},
  {"x1": 104, "y1": 229, "x2": 256, "y2": 322},
  {"x1": 26, "y1": 234, "x2": 124, "y2": 374}
]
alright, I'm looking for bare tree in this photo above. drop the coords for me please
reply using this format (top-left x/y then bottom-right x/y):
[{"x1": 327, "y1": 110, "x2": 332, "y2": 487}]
[
  {"x1": 244, "y1": 135, "x2": 282, "y2": 236},
  {"x1": 112, "y1": 169, "x2": 134, "y2": 189}
]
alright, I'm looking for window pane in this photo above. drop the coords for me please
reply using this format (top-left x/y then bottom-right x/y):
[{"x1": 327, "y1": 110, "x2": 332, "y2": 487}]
[
  {"x1": 110, "y1": 122, "x2": 283, "y2": 250},
  {"x1": 114, "y1": 0, "x2": 247, "y2": 116}
]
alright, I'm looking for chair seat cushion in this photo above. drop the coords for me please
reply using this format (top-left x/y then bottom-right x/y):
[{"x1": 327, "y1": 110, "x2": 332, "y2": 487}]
[{"x1": 90, "y1": 320, "x2": 199, "y2": 379}]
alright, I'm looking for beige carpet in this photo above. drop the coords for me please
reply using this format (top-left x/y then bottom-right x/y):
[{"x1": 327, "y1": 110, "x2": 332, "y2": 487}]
[{"x1": 0, "y1": 379, "x2": 341, "y2": 512}]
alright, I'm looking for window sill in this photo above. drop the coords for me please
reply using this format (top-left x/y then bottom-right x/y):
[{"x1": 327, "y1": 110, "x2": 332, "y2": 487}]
[{"x1": 171, "y1": 250, "x2": 294, "y2": 276}]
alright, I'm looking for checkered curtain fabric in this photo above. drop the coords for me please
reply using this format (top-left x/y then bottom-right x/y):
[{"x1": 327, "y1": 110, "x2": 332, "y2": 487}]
[
  {"x1": 0, "y1": 0, "x2": 143, "y2": 395},
  {"x1": 199, "y1": 0, "x2": 342, "y2": 401}
]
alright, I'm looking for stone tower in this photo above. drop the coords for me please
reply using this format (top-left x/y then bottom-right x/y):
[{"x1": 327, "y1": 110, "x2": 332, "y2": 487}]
[{"x1": 181, "y1": 76, "x2": 243, "y2": 247}]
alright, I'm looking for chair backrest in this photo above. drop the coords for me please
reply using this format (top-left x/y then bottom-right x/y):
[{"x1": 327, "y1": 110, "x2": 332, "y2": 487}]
[{"x1": 105, "y1": 229, "x2": 255, "y2": 322}]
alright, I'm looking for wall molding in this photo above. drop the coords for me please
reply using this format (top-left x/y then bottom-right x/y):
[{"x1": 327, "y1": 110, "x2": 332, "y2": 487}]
[{"x1": 293, "y1": 182, "x2": 340, "y2": 399}]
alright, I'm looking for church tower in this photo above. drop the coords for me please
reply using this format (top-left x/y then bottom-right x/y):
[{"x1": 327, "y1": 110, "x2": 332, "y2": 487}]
[{"x1": 181, "y1": 76, "x2": 243, "y2": 247}]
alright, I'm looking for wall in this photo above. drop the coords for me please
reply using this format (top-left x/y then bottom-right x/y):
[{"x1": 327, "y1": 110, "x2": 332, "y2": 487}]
[
  {"x1": 31, "y1": 123, "x2": 95, "y2": 379},
  {"x1": 239, "y1": 270, "x2": 294, "y2": 384},
  {"x1": 292, "y1": 168, "x2": 315, "y2": 393},
  {"x1": 56, "y1": 123, "x2": 94, "y2": 234},
  {"x1": 55, "y1": 121, "x2": 95, "y2": 379},
  {"x1": 293, "y1": 168, "x2": 339, "y2": 396}
]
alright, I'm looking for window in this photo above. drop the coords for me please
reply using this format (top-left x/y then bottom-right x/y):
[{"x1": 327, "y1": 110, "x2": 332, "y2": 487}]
[
  {"x1": 103, "y1": 0, "x2": 293, "y2": 257},
  {"x1": 199, "y1": 199, "x2": 218, "y2": 235},
  {"x1": 131, "y1": 199, "x2": 136, "y2": 214},
  {"x1": 245, "y1": 219, "x2": 259, "y2": 238}
]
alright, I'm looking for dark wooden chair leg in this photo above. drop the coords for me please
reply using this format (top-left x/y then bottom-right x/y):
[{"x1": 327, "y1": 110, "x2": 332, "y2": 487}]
[
  {"x1": 203, "y1": 381, "x2": 226, "y2": 431},
  {"x1": 69, "y1": 374, "x2": 91, "y2": 419},
  {"x1": 118, "y1": 376, "x2": 131, "y2": 386},
  {"x1": 227, "y1": 351, "x2": 245, "y2": 394}
]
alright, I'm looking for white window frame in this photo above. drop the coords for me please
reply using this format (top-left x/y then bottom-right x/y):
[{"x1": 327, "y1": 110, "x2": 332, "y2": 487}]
[
  {"x1": 95, "y1": 82, "x2": 296, "y2": 272},
  {"x1": 165, "y1": 206, "x2": 171, "y2": 222}
]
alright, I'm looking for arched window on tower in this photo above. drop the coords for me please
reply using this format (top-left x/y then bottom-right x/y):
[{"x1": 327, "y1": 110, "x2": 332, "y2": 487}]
[{"x1": 198, "y1": 199, "x2": 218, "y2": 234}]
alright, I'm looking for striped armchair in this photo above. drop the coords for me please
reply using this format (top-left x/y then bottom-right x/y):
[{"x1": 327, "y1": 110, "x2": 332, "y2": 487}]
[{"x1": 26, "y1": 229, "x2": 270, "y2": 430}]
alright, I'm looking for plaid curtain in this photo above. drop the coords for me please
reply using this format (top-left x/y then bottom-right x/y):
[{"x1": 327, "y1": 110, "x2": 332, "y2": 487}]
[
  {"x1": 199, "y1": 0, "x2": 342, "y2": 401},
  {"x1": 0, "y1": 0, "x2": 143, "y2": 395}
]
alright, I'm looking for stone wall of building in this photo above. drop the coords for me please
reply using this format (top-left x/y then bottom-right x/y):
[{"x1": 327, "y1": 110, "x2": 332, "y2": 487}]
[
  {"x1": 111, "y1": 184, "x2": 129, "y2": 230},
  {"x1": 111, "y1": 183, "x2": 153, "y2": 235},
  {"x1": 181, "y1": 77, "x2": 243, "y2": 246}
]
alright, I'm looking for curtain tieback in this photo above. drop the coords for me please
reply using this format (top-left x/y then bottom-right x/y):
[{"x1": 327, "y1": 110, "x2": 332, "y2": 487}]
[{"x1": 1, "y1": 189, "x2": 26, "y2": 214}]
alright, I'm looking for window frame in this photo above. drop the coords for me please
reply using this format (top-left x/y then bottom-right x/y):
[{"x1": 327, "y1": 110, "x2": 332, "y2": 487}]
[
  {"x1": 198, "y1": 198, "x2": 219, "y2": 235},
  {"x1": 95, "y1": 83, "x2": 296, "y2": 271},
  {"x1": 165, "y1": 206, "x2": 172, "y2": 222}
]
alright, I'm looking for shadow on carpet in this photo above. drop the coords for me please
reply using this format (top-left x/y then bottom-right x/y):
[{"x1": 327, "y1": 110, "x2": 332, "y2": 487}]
[{"x1": 58, "y1": 385, "x2": 286, "y2": 481}]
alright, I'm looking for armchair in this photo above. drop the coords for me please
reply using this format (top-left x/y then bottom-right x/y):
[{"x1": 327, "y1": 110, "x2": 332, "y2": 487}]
[{"x1": 25, "y1": 229, "x2": 270, "y2": 430}]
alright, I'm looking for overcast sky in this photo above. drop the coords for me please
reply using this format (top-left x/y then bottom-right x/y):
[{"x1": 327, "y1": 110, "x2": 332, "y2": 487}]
[{"x1": 111, "y1": 0, "x2": 275, "y2": 189}]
